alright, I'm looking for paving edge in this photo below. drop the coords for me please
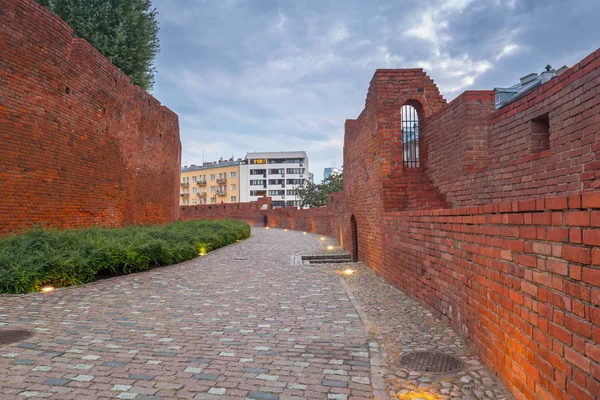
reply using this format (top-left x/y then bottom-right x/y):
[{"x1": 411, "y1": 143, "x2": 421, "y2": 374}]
[{"x1": 338, "y1": 277, "x2": 387, "y2": 400}]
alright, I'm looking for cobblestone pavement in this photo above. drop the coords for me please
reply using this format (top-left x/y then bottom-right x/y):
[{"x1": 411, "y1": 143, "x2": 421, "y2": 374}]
[{"x1": 0, "y1": 228, "x2": 512, "y2": 400}]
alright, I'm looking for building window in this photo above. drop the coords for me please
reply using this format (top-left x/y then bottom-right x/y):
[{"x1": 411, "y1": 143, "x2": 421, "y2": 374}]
[
  {"x1": 210, "y1": 186, "x2": 215, "y2": 192},
  {"x1": 230, "y1": 196, "x2": 237, "y2": 202},
  {"x1": 286, "y1": 179, "x2": 304, "y2": 185},
  {"x1": 286, "y1": 168, "x2": 304, "y2": 174},
  {"x1": 183, "y1": 200, "x2": 188, "y2": 205},
  {"x1": 192, "y1": 176, "x2": 196, "y2": 182},
  {"x1": 192, "y1": 199, "x2": 197, "y2": 205},
  {"x1": 272, "y1": 201, "x2": 285, "y2": 207},
  {"x1": 230, "y1": 171, "x2": 236, "y2": 178},
  {"x1": 250, "y1": 159, "x2": 267, "y2": 164},
  {"x1": 402, "y1": 104, "x2": 420, "y2": 168},
  {"x1": 210, "y1": 198, "x2": 216, "y2": 204},
  {"x1": 250, "y1": 169, "x2": 266, "y2": 175},
  {"x1": 268, "y1": 179, "x2": 284, "y2": 185},
  {"x1": 192, "y1": 187, "x2": 197, "y2": 194},
  {"x1": 250, "y1": 180, "x2": 265, "y2": 186},
  {"x1": 268, "y1": 190, "x2": 285, "y2": 196},
  {"x1": 287, "y1": 189, "x2": 297, "y2": 196},
  {"x1": 210, "y1": 174, "x2": 215, "y2": 180},
  {"x1": 250, "y1": 190, "x2": 266, "y2": 196},
  {"x1": 230, "y1": 184, "x2": 236, "y2": 190},
  {"x1": 269, "y1": 169, "x2": 284, "y2": 174}
]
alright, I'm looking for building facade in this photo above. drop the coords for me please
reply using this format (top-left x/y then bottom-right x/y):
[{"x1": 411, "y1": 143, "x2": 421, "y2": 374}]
[
  {"x1": 239, "y1": 151, "x2": 309, "y2": 208},
  {"x1": 323, "y1": 167, "x2": 341, "y2": 181},
  {"x1": 180, "y1": 160, "x2": 241, "y2": 206}
]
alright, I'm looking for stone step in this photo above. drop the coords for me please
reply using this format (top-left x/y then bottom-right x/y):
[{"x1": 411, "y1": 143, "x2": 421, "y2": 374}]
[
  {"x1": 309, "y1": 258, "x2": 354, "y2": 264},
  {"x1": 302, "y1": 254, "x2": 352, "y2": 261}
]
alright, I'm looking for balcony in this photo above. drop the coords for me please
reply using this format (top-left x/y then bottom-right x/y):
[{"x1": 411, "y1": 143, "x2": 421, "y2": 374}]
[
  {"x1": 197, "y1": 180, "x2": 207, "y2": 186},
  {"x1": 181, "y1": 182, "x2": 189, "y2": 187},
  {"x1": 217, "y1": 177, "x2": 227, "y2": 184},
  {"x1": 216, "y1": 190, "x2": 227, "y2": 196},
  {"x1": 180, "y1": 193, "x2": 189, "y2": 198},
  {"x1": 197, "y1": 192, "x2": 207, "y2": 198}
]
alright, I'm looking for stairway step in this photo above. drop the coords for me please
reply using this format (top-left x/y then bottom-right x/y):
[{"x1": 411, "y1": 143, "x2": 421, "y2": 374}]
[
  {"x1": 302, "y1": 254, "x2": 352, "y2": 261},
  {"x1": 309, "y1": 259, "x2": 354, "y2": 264}
]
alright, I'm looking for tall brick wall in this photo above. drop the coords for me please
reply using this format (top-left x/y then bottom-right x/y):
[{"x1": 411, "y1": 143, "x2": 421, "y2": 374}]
[{"x1": 0, "y1": 0, "x2": 181, "y2": 234}]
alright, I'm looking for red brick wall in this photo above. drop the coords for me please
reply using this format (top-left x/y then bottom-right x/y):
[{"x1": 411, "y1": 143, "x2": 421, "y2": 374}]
[
  {"x1": 423, "y1": 52, "x2": 600, "y2": 207},
  {"x1": 180, "y1": 195, "x2": 343, "y2": 243},
  {"x1": 382, "y1": 194, "x2": 600, "y2": 399},
  {"x1": 0, "y1": 0, "x2": 181, "y2": 234}
]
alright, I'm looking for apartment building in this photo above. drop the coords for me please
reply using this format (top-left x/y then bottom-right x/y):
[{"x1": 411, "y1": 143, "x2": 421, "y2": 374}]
[
  {"x1": 180, "y1": 159, "x2": 241, "y2": 206},
  {"x1": 239, "y1": 151, "x2": 309, "y2": 208},
  {"x1": 323, "y1": 167, "x2": 341, "y2": 181}
]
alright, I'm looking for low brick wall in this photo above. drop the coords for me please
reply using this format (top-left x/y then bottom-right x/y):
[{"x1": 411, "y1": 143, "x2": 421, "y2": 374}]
[{"x1": 380, "y1": 193, "x2": 600, "y2": 399}]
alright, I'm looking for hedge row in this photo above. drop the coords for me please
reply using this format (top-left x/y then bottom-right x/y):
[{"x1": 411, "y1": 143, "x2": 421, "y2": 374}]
[{"x1": 0, "y1": 219, "x2": 250, "y2": 294}]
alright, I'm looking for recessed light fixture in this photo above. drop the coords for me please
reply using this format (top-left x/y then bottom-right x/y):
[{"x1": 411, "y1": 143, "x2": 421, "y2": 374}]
[{"x1": 41, "y1": 286, "x2": 55, "y2": 293}]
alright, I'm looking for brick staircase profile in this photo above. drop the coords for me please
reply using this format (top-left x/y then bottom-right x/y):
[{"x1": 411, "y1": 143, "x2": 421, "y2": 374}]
[{"x1": 383, "y1": 168, "x2": 450, "y2": 212}]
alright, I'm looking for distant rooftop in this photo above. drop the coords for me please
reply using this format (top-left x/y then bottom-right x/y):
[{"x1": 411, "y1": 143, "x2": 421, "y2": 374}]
[
  {"x1": 494, "y1": 64, "x2": 568, "y2": 109},
  {"x1": 181, "y1": 158, "x2": 242, "y2": 172},
  {"x1": 246, "y1": 151, "x2": 308, "y2": 159}
]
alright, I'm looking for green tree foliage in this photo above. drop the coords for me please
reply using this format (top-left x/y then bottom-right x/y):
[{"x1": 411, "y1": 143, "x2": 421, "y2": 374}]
[
  {"x1": 297, "y1": 172, "x2": 343, "y2": 208},
  {"x1": 36, "y1": 0, "x2": 160, "y2": 90}
]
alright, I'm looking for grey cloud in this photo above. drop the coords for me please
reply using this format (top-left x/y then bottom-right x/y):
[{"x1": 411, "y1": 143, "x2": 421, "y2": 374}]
[{"x1": 151, "y1": 0, "x2": 600, "y2": 182}]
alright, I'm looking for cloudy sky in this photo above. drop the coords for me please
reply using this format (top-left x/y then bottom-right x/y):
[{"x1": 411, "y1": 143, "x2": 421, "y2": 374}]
[{"x1": 151, "y1": 0, "x2": 599, "y2": 182}]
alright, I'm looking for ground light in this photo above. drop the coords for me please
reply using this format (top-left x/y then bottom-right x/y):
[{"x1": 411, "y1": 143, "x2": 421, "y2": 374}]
[
  {"x1": 327, "y1": 245, "x2": 334, "y2": 250},
  {"x1": 199, "y1": 247, "x2": 207, "y2": 256},
  {"x1": 265, "y1": 227, "x2": 269, "y2": 230},
  {"x1": 303, "y1": 232, "x2": 307, "y2": 235},
  {"x1": 320, "y1": 237, "x2": 325, "y2": 241},
  {"x1": 284, "y1": 229, "x2": 288, "y2": 231},
  {"x1": 394, "y1": 392, "x2": 441, "y2": 400},
  {"x1": 343, "y1": 269, "x2": 354, "y2": 275},
  {"x1": 41, "y1": 286, "x2": 55, "y2": 293}
]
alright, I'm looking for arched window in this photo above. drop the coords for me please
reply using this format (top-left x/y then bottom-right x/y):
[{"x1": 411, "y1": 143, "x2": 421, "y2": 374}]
[{"x1": 401, "y1": 104, "x2": 419, "y2": 168}]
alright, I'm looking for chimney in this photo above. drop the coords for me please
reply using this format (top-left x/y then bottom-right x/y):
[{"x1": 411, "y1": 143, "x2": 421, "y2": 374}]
[{"x1": 519, "y1": 73, "x2": 538, "y2": 85}]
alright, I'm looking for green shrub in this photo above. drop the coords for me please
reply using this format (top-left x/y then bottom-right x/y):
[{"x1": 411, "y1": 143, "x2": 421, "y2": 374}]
[{"x1": 0, "y1": 220, "x2": 250, "y2": 294}]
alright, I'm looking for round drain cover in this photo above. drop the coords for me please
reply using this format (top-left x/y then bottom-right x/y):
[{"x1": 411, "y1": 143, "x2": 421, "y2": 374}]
[
  {"x1": 0, "y1": 329, "x2": 34, "y2": 346},
  {"x1": 398, "y1": 351, "x2": 464, "y2": 374}
]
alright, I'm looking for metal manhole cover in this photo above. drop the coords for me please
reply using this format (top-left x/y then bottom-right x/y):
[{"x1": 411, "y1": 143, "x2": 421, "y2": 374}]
[
  {"x1": 398, "y1": 351, "x2": 465, "y2": 374},
  {"x1": 0, "y1": 329, "x2": 34, "y2": 346}
]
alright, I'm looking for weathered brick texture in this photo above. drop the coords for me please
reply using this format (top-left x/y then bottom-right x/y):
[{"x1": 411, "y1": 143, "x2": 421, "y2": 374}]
[
  {"x1": 184, "y1": 49, "x2": 600, "y2": 400},
  {"x1": 0, "y1": 0, "x2": 181, "y2": 235}
]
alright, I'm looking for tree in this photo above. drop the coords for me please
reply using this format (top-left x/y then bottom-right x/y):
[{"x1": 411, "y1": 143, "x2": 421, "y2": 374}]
[
  {"x1": 296, "y1": 172, "x2": 343, "y2": 208},
  {"x1": 36, "y1": 0, "x2": 160, "y2": 91}
]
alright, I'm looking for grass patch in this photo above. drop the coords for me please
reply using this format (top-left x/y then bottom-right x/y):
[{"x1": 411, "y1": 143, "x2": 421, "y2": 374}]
[{"x1": 0, "y1": 219, "x2": 250, "y2": 294}]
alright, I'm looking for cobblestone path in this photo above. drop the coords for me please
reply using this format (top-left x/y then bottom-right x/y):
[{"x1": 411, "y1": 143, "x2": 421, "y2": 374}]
[{"x1": 0, "y1": 228, "x2": 512, "y2": 400}]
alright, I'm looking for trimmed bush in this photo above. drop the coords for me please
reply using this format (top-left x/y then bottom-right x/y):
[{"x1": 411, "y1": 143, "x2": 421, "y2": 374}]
[{"x1": 0, "y1": 219, "x2": 250, "y2": 294}]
